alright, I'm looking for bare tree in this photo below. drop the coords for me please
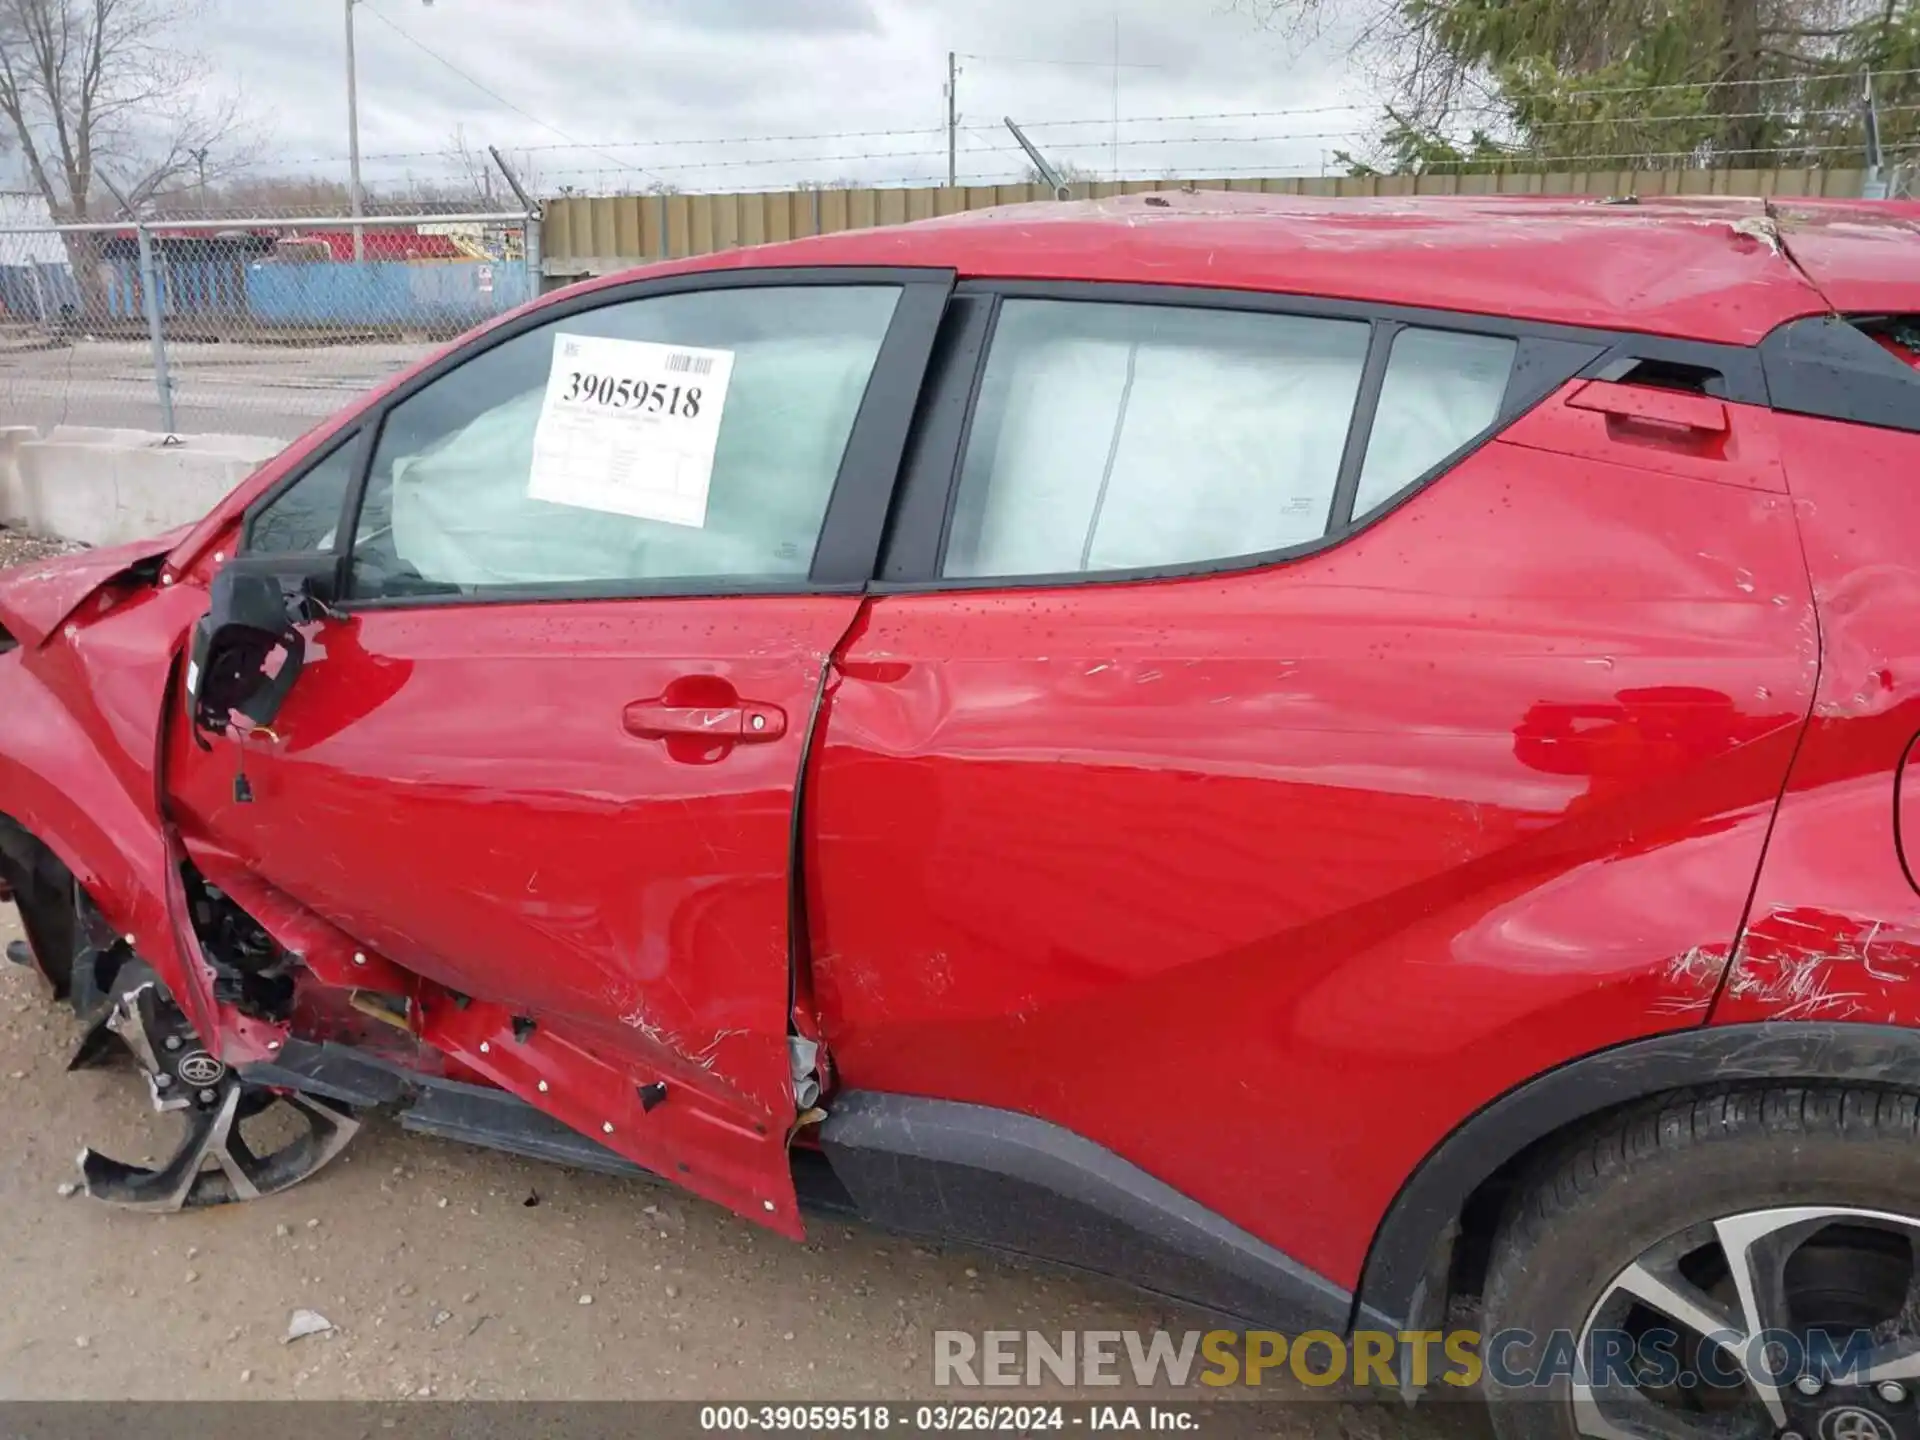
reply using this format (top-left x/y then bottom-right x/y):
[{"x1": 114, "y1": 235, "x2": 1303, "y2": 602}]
[
  {"x1": 0, "y1": 0, "x2": 251, "y2": 219},
  {"x1": 445, "y1": 123, "x2": 497, "y2": 205}
]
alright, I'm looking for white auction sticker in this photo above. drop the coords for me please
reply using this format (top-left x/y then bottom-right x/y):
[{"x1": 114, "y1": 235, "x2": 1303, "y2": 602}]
[{"x1": 526, "y1": 332, "x2": 735, "y2": 527}]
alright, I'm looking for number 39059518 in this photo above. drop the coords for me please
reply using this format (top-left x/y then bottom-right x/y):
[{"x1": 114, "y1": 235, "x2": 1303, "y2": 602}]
[{"x1": 565, "y1": 372, "x2": 703, "y2": 418}]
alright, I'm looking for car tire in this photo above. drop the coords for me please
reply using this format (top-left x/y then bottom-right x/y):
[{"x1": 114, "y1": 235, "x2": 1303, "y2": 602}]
[{"x1": 1479, "y1": 1085, "x2": 1920, "y2": 1440}]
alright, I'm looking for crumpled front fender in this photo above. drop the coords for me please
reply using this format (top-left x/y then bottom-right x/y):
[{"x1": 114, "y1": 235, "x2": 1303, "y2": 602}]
[
  {"x1": 0, "y1": 528, "x2": 185, "y2": 649},
  {"x1": 0, "y1": 579, "x2": 217, "y2": 1040}
]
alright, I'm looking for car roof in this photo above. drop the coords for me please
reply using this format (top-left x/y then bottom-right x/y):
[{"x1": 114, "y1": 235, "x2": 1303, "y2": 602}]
[
  {"x1": 585, "y1": 191, "x2": 1920, "y2": 346},
  {"x1": 1769, "y1": 200, "x2": 1920, "y2": 314}
]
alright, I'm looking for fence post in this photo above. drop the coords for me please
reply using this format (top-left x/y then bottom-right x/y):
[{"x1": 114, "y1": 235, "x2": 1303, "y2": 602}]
[
  {"x1": 28, "y1": 262, "x2": 47, "y2": 327},
  {"x1": 133, "y1": 223, "x2": 177, "y2": 434},
  {"x1": 1861, "y1": 69, "x2": 1889, "y2": 199},
  {"x1": 523, "y1": 211, "x2": 542, "y2": 299},
  {"x1": 483, "y1": 147, "x2": 543, "y2": 299}
]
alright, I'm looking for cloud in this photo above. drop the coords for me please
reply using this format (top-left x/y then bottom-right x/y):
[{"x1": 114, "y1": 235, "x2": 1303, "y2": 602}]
[
  {"x1": 93, "y1": 0, "x2": 1367, "y2": 199},
  {"x1": 651, "y1": 0, "x2": 883, "y2": 34}
]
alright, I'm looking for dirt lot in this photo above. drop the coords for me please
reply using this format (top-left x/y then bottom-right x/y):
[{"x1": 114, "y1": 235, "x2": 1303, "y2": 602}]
[
  {"x1": 0, "y1": 907, "x2": 1484, "y2": 1438},
  {"x1": 0, "y1": 536, "x2": 1475, "y2": 1434},
  {"x1": 0, "y1": 903, "x2": 1181, "y2": 1404}
]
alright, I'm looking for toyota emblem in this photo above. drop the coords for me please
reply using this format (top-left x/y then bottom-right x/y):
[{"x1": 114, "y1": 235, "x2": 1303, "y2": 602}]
[
  {"x1": 175, "y1": 1051, "x2": 226, "y2": 1087},
  {"x1": 1822, "y1": 1408, "x2": 1898, "y2": 1440}
]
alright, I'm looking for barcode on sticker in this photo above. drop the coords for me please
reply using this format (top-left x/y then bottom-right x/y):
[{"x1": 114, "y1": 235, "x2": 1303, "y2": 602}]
[{"x1": 665, "y1": 353, "x2": 714, "y2": 375}]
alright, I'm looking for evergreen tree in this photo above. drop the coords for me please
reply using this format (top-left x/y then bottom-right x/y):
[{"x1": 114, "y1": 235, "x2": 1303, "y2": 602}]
[{"x1": 1241, "y1": 0, "x2": 1919, "y2": 173}]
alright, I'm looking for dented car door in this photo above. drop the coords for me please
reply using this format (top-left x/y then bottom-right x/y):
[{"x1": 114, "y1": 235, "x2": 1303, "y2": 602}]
[{"x1": 164, "y1": 269, "x2": 951, "y2": 1233}]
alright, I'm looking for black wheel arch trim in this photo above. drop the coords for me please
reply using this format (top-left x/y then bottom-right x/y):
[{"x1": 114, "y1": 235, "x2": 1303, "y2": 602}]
[{"x1": 1354, "y1": 1021, "x2": 1920, "y2": 1332}]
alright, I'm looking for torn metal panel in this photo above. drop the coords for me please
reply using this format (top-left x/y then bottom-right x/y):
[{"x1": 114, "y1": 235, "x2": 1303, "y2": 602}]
[{"x1": 419, "y1": 993, "x2": 803, "y2": 1238}]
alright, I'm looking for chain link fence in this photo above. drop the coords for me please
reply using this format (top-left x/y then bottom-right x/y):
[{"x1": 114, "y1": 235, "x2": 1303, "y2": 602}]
[{"x1": 0, "y1": 208, "x2": 539, "y2": 441}]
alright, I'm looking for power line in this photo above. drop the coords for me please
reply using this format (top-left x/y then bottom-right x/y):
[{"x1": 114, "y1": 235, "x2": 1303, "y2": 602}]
[
  {"x1": 280, "y1": 125, "x2": 951, "y2": 166},
  {"x1": 956, "y1": 51, "x2": 1160, "y2": 67},
  {"x1": 356, "y1": 1, "x2": 665, "y2": 183},
  {"x1": 975, "y1": 102, "x2": 1372, "y2": 132}
]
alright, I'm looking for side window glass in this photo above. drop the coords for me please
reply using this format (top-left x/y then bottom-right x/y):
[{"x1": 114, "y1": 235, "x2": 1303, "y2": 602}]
[
  {"x1": 245, "y1": 436, "x2": 358, "y2": 555},
  {"x1": 942, "y1": 300, "x2": 1370, "y2": 579},
  {"x1": 350, "y1": 285, "x2": 901, "y2": 597},
  {"x1": 1353, "y1": 329, "x2": 1516, "y2": 520},
  {"x1": 1762, "y1": 314, "x2": 1920, "y2": 435}
]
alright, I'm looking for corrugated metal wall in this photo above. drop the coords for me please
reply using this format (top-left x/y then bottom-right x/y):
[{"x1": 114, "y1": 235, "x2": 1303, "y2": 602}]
[{"x1": 542, "y1": 168, "x2": 1871, "y2": 268}]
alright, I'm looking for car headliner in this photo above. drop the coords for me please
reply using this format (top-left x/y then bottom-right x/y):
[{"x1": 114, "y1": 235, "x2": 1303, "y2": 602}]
[{"x1": 568, "y1": 190, "x2": 1919, "y2": 346}]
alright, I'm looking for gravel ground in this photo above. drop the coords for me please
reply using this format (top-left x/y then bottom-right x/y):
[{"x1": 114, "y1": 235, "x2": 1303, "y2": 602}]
[
  {"x1": 0, "y1": 526, "x2": 84, "y2": 569},
  {"x1": 0, "y1": 907, "x2": 1488, "y2": 1437},
  {"x1": 0, "y1": 535, "x2": 1480, "y2": 1435}
]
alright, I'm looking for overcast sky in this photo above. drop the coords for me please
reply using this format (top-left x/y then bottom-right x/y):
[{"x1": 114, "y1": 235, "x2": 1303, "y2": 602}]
[{"x1": 183, "y1": 0, "x2": 1366, "y2": 196}]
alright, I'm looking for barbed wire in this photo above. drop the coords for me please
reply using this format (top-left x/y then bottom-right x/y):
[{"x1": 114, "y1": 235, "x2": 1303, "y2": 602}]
[
  {"x1": 527, "y1": 137, "x2": 1913, "y2": 193},
  {"x1": 265, "y1": 65, "x2": 1920, "y2": 170},
  {"x1": 508, "y1": 105, "x2": 1917, "y2": 186},
  {"x1": 967, "y1": 102, "x2": 1919, "y2": 141},
  {"x1": 292, "y1": 106, "x2": 1911, "y2": 196}
]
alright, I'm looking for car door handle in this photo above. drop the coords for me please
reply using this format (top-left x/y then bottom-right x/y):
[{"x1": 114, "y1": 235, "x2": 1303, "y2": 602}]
[
  {"x1": 622, "y1": 701, "x2": 787, "y2": 743},
  {"x1": 1568, "y1": 380, "x2": 1730, "y2": 435}
]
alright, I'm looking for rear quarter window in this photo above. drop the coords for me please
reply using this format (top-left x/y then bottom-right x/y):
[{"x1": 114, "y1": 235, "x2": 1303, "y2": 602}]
[
  {"x1": 939, "y1": 300, "x2": 1519, "y2": 581},
  {"x1": 1762, "y1": 315, "x2": 1920, "y2": 435}
]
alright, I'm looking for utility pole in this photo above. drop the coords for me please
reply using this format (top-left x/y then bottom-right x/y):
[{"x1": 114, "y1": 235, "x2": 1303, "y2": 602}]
[
  {"x1": 946, "y1": 51, "x2": 958, "y2": 188},
  {"x1": 191, "y1": 147, "x2": 210, "y2": 209},
  {"x1": 346, "y1": 0, "x2": 365, "y2": 260}
]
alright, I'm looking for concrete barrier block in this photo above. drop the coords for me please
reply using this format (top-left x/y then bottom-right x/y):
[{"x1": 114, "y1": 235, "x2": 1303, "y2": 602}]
[
  {"x1": 11, "y1": 428, "x2": 282, "y2": 548},
  {"x1": 0, "y1": 426, "x2": 36, "y2": 528}
]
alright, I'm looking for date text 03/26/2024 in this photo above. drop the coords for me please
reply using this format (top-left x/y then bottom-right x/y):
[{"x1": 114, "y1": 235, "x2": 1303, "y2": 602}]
[{"x1": 697, "y1": 1405, "x2": 1198, "y2": 1432}]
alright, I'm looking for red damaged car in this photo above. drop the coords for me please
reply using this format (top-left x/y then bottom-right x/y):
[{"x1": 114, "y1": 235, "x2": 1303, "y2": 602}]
[{"x1": 2, "y1": 192, "x2": 1918, "y2": 1437}]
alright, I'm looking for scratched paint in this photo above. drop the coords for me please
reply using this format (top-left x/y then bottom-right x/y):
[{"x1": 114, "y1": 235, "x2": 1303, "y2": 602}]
[{"x1": 1713, "y1": 413, "x2": 1920, "y2": 1031}]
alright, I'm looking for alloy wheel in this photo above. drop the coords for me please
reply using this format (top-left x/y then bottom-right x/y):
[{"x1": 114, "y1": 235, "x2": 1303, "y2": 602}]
[
  {"x1": 71, "y1": 964, "x2": 359, "y2": 1210},
  {"x1": 1573, "y1": 1206, "x2": 1920, "y2": 1440}
]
